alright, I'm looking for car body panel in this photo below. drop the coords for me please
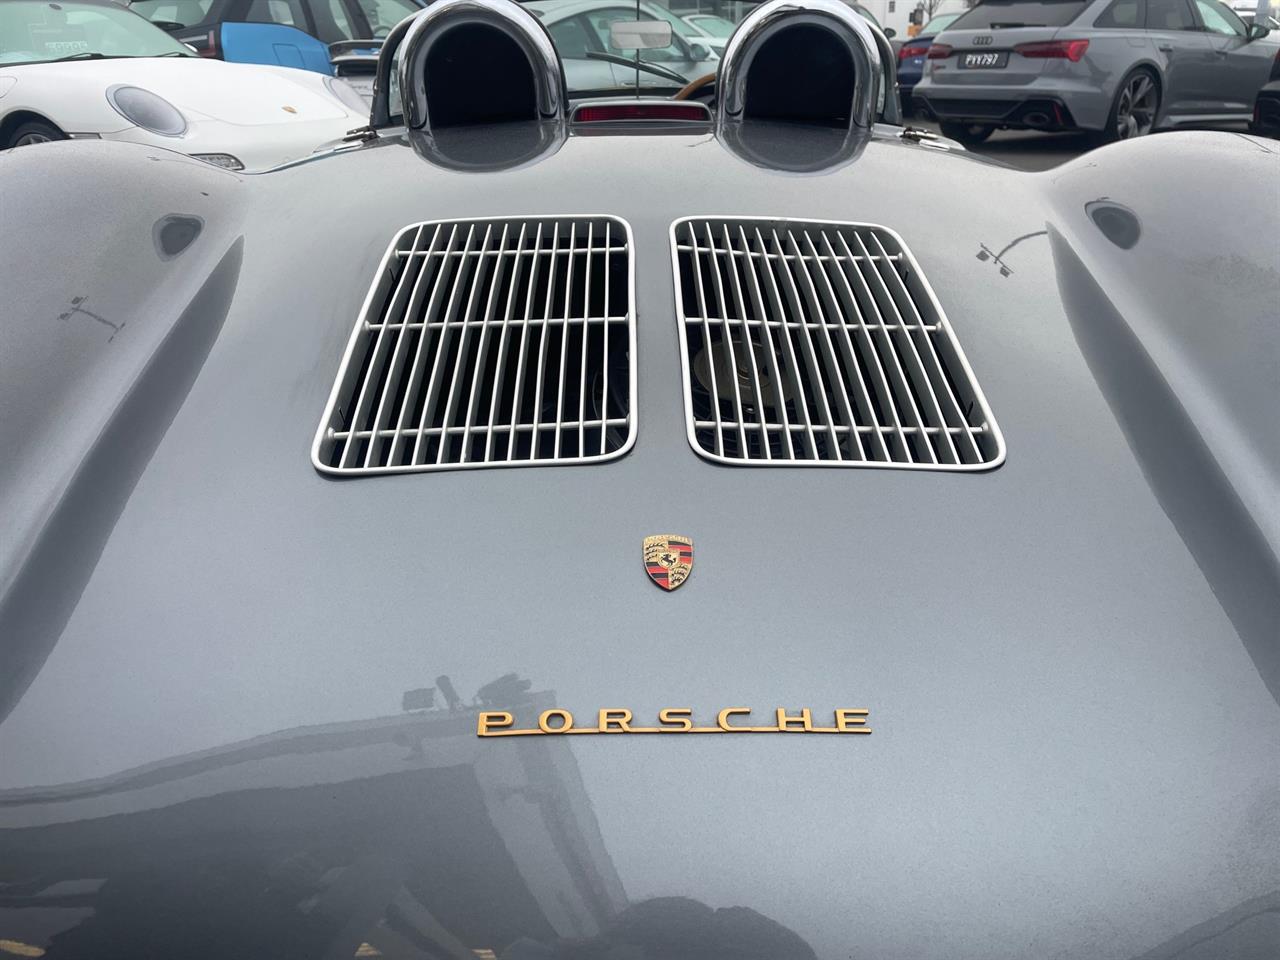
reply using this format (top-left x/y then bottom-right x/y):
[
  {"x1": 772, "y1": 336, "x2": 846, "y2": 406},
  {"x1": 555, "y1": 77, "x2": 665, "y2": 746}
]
[
  {"x1": 218, "y1": 20, "x2": 336, "y2": 74},
  {"x1": 0, "y1": 56, "x2": 362, "y2": 167},
  {"x1": 1194, "y1": 0, "x2": 1279, "y2": 112},
  {"x1": 0, "y1": 122, "x2": 1277, "y2": 959}
]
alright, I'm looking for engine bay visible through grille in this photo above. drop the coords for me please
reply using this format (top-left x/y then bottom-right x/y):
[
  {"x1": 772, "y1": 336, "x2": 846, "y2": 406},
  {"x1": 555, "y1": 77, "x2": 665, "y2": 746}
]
[
  {"x1": 670, "y1": 217, "x2": 1004, "y2": 469},
  {"x1": 314, "y1": 216, "x2": 635, "y2": 475}
]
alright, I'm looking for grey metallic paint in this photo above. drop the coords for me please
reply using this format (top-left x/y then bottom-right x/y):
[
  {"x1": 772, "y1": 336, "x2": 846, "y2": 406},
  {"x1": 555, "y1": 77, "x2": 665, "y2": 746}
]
[
  {"x1": 914, "y1": 0, "x2": 1280, "y2": 134},
  {"x1": 0, "y1": 123, "x2": 1278, "y2": 959}
]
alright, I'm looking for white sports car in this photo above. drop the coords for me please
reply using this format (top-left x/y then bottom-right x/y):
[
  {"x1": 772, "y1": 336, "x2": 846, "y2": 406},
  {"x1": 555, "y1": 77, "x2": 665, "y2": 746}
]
[{"x1": 0, "y1": 0, "x2": 369, "y2": 170}]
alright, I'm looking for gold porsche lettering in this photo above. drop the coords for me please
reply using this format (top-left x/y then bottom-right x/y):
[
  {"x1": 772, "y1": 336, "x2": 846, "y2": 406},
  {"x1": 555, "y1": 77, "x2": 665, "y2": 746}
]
[
  {"x1": 775, "y1": 707, "x2": 812, "y2": 731},
  {"x1": 538, "y1": 709, "x2": 574, "y2": 733},
  {"x1": 717, "y1": 706, "x2": 751, "y2": 731},
  {"x1": 658, "y1": 707, "x2": 693, "y2": 730},
  {"x1": 477, "y1": 707, "x2": 871, "y2": 737},
  {"x1": 598, "y1": 708, "x2": 633, "y2": 732}
]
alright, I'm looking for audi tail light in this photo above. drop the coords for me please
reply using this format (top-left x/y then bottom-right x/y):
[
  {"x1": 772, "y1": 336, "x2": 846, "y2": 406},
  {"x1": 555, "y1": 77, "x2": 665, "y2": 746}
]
[{"x1": 1014, "y1": 39, "x2": 1089, "y2": 62}]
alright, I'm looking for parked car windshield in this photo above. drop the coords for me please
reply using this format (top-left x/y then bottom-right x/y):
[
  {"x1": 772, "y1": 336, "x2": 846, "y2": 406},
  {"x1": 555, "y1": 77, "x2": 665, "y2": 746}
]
[
  {"x1": 526, "y1": 0, "x2": 883, "y2": 95},
  {"x1": 686, "y1": 13, "x2": 736, "y2": 36},
  {"x1": 351, "y1": 0, "x2": 422, "y2": 37},
  {"x1": 0, "y1": 0, "x2": 191, "y2": 64},
  {"x1": 947, "y1": 0, "x2": 1089, "y2": 28},
  {"x1": 127, "y1": 0, "x2": 224, "y2": 30}
]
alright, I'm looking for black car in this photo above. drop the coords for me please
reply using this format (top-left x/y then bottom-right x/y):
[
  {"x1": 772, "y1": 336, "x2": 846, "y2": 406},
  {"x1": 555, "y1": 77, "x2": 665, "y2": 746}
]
[{"x1": 128, "y1": 0, "x2": 422, "y2": 53}]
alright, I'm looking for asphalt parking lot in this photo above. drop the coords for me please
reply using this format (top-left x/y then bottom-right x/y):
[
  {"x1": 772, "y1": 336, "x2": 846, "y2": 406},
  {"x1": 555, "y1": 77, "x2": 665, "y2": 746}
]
[
  {"x1": 908, "y1": 118, "x2": 1100, "y2": 172},
  {"x1": 908, "y1": 118, "x2": 1270, "y2": 172}
]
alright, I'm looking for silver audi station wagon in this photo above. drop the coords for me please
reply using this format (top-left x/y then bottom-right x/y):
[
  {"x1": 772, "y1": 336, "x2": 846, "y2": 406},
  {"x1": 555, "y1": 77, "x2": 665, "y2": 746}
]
[
  {"x1": 913, "y1": 0, "x2": 1279, "y2": 142},
  {"x1": 1, "y1": 1, "x2": 1278, "y2": 958}
]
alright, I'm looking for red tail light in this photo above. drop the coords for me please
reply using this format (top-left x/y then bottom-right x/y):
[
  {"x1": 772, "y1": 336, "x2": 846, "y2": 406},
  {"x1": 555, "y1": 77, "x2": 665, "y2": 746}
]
[
  {"x1": 898, "y1": 43, "x2": 930, "y2": 61},
  {"x1": 926, "y1": 43, "x2": 952, "y2": 60},
  {"x1": 1014, "y1": 39, "x2": 1089, "y2": 62},
  {"x1": 573, "y1": 103, "x2": 710, "y2": 123},
  {"x1": 181, "y1": 28, "x2": 220, "y2": 58}
]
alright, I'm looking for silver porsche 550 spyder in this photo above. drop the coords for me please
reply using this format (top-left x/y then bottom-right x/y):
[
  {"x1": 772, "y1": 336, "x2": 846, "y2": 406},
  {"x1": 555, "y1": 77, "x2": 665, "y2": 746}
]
[{"x1": 1, "y1": 1, "x2": 1277, "y2": 957}]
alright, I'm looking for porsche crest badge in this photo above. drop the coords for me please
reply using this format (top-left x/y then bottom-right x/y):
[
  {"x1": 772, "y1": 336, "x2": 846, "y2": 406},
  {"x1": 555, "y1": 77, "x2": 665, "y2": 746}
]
[{"x1": 643, "y1": 534, "x2": 693, "y2": 591}]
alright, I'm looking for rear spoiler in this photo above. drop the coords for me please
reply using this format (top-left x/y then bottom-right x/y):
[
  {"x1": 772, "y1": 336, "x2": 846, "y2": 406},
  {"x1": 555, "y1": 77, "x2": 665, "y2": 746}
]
[{"x1": 329, "y1": 39, "x2": 383, "y2": 73}]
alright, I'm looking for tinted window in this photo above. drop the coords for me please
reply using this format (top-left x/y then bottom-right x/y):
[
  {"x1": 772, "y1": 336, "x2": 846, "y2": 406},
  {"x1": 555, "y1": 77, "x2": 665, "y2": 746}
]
[
  {"x1": 948, "y1": 0, "x2": 1088, "y2": 28},
  {"x1": 1146, "y1": 0, "x2": 1197, "y2": 28},
  {"x1": 245, "y1": 0, "x2": 305, "y2": 27},
  {"x1": 1194, "y1": 0, "x2": 1246, "y2": 32},
  {"x1": 1095, "y1": 0, "x2": 1146, "y2": 26},
  {"x1": 548, "y1": 15, "x2": 592, "y2": 59},
  {"x1": 324, "y1": 0, "x2": 353, "y2": 38},
  {"x1": 349, "y1": 0, "x2": 419, "y2": 37},
  {"x1": 129, "y1": 0, "x2": 221, "y2": 29}
]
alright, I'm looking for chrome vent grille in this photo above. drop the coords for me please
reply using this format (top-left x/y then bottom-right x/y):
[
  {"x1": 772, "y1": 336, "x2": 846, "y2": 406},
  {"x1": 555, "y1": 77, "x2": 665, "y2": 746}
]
[
  {"x1": 670, "y1": 217, "x2": 1004, "y2": 469},
  {"x1": 314, "y1": 216, "x2": 635, "y2": 475}
]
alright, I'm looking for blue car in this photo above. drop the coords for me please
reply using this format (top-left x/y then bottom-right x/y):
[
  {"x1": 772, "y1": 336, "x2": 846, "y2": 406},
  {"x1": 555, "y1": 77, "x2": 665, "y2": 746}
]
[
  {"x1": 128, "y1": 0, "x2": 422, "y2": 75},
  {"x1": 896, "y1": 11, "x2": 963, "y2": 115}
]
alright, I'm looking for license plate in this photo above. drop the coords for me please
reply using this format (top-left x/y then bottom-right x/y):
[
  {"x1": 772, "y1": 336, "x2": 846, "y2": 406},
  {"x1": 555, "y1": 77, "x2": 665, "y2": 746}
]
[{"x1": 961, "y1": 52, "x2": 1008, "y2": 69}]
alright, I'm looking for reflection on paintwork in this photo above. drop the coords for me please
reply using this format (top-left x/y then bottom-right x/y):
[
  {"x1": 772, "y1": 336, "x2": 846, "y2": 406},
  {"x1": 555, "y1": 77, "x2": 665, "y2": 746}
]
[
  {"x1": 717, "y1": 120, "x2": 870, "y2": 175},
  {"x1": 406, "y1": 121, "x2": 567, "y2": 173},
  {"x1": 0, "y1": 675, "x2": 815, "y2": 958}
]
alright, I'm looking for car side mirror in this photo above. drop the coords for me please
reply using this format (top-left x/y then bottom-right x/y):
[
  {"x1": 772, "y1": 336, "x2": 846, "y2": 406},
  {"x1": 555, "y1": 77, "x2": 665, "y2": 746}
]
[
  {"x1": 688, "y1": 40, "x2": 714, "y2": 59},
  {"x1": 1246, "y1": 22, "x2": 1270, "y2": 40},
  {"x1": 884, "y1": 26, "x2": 897, "y2": 38}
]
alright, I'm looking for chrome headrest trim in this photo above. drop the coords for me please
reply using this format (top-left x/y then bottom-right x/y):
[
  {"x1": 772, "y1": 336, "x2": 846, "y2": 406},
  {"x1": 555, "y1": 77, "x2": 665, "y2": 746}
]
[
  {"x1": 396, "y1": 0, "x2": 567, "y2": 133},
  {"x1": 716, "y1": 0, "x2": 888, "y2": 130}
]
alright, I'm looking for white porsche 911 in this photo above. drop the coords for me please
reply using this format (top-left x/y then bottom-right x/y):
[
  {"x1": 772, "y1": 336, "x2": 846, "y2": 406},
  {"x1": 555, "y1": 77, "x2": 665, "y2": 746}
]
[{"x1": 0, "y1": 0, "x2": 369, "y2": 170}]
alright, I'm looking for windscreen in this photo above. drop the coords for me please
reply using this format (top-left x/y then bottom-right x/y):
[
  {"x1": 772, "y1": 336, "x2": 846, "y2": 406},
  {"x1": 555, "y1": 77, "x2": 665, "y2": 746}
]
[
  {"x1": 127, "y1": 0, "x2": 223, "y2": 30},
  {"x1": 948, "y1": 0, "x2": 1089, "y2": 28},
  {"x1": 0, "y1": 0, "x2": 191, "y2": 64},
  {"x1": 524, "y1": 0, "x2": 882, "y2": 97}
]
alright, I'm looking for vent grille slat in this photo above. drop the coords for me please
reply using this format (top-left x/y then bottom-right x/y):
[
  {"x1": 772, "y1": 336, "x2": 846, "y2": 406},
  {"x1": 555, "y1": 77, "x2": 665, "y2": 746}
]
[
  {"x1": 671, "y1": 217, "x2": 1004, "y2": 470},
  {"x1": 314, "y1": 216, "x2": 635, "y2": 475}
]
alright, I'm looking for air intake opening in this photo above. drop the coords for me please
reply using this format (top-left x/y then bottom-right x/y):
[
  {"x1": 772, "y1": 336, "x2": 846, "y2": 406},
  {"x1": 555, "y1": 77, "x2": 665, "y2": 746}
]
[
  {"x1": 424, "y1": 24, "x2": 536, "y2": 127},
  {"x1": 670, "y1": 217, "x2": 1004, "y2": 470},
  {"x1": 744, "y1": 25, "x2": 856, "y2": 127},
  {"x1": 314, "y1": 217, "x2": 636, "y2": 476}
]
